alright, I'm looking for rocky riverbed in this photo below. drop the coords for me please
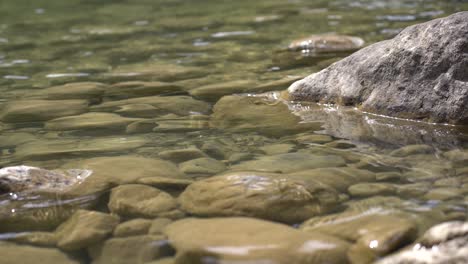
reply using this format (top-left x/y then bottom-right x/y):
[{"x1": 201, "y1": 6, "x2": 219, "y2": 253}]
[{"x1": 0, "y1": 1, "x2": 467, "y2": 264}]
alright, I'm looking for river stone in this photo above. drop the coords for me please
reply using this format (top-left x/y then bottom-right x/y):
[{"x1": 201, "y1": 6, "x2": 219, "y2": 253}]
[
  {"x1": 348, "y1": 183, "x2": 396, "y2": 198},
  {"x1": 148, "y1": 218, "x2": 172, "y2": 235},
  {"x1": 105, "y1": 81, "x2": 185, "y2": 99},
  {"x1": 0, "y1": 99, "x2": 89, "y2": 123},
  {"x1": 210, "y1": 94, "x2": 322, "y2": 137},
  {"x1": 113, "y1": 219, "x2": 153, "y2": 237},
  {"x1": 287, "y1": 167, "x2": 376, "y2": 192},
  {"x1": 56, "y1": 209, "x2": 119, "y2": 251},
  {"x1": 443, "y1": 149, "x2": 468, "y2": 168},
  {"x1": 274, "y1": 34, "x2": 365, "y2": 68},
  {"x1": 158, "y1": 148, "x2": 207, "y2": 163},
  {"x1": 179, "y1": 157, "x2": 227, "y2": 176},
  {"x1": 108, "y1": 184, "x2": 184, "y2": 219},
  {"x1": 165, "y1": 217, "x2": 349, "y2": 264},
  {"x1": 376, "y1": 221, "x2": 468, "y2": 264},
  {"x1": 0, "y1": 241, "x2": 80, "y2": 264},
  {"x1": 294, "y1": 133, "x2": 334, "y2": 144},
  {"x1": 44, "y1": 112, "x2": 140, "y2": 132},
  {"x1": 0, "y1": 165, "x2": 92, "y2": 194},
  {"x1": 301, "y1": 209, "x2": 418, "y2": 264},
  {"x1": 179, "y1": 171, "x2": 339, "y2": 223},
  {"x1": 109, "y1": 63, "x2": 206, "y2": 82},
  {"x1": 15, "y1": 136, "x2": 147, "y2": 161},
  {"x1": 389, "y1": 144, "x2": 434, "y2": 157},
  {"x1": 29, "y1": 82, "x2": 106, "y2": 103},
  {"x1": 189, "y1": 80, "x2": 257, "y2": 101},
  {"x1": 231, "y1": 152, "x2": 346, "y2": 173},
  {"x1": 423, "y1": 187, "x2": 464, "y2": 201},
  {"x1": 91, "y1": 95, "x2": 211, "y2": 116},
  {"x1": 9, "y1": 232, "x2": 58, "y2": 247},
  {"x1": 287, "y1": 12, "x2": 468, "y2": 124},
  {"x1": 259, "y1": 143, "x2": 296, "y2": 155},
  {"x1": 62, "y1": 155, "x2": 184, "y2": 195},
  {"x1": 114, "y1": 104, "x2": 161, "y2": 118},
  {"x1": 90, "y1": 235, "x2": 171, "y2": 264}
]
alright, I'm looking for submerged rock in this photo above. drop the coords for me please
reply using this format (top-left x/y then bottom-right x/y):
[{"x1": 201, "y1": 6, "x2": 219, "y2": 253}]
[
  {"x1": 210, "y1": 94, "x2": 322, "y2": 137},
  {"x1": 288, "y1": 12, "x2": 468, "y2": 124},
  {"x1": 164, "y1": 217, "x2": 350, "y2": 264},
  {"x1": 0, "y1": 165, "x2": 92, "y2": 194},
  {"x1": 0, "y1": 99, "x2": 88, "y2": 123},
  {"x1": 44, "y1": 112, "x2": 140, "y2": 132},
  {"x1": 108, "y1": 184, "x2": 184, "y2": 219},
  {"x1": 179, "y1": 171, "x2": 339, "y2": 223},
  {"x1": 273, "y1": 34, "x2": 365, "y2": 68},
  {"x1": 230, "y1": 152, "x2": 346, "y2": 173},
  {"x1": 29, "y1": 82, "x2": 106, "y2": 103},
  {"x1": 62, "y1": 155, "x2": 184, "y2": 196},
  {"x1": 376, "y1": 221, "x2": 468, "y2": 264},
  {"x1": 55, "y1": 209, "x2": 119, "y2": 251},
  {"x1": 90, "y1": 235, "x2": 171, "y2": 264},
  {"x1": 301, "y1": 209, "x2": 418, "y2": 264},
  {"x1": 0, "y1": 242, "x2": 80, "y2": 264}
]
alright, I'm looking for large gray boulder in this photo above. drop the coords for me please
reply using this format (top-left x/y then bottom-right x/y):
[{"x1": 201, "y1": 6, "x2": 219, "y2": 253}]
[{"x1": 288, "y1": 12, "x2": 468, "y2": 125}]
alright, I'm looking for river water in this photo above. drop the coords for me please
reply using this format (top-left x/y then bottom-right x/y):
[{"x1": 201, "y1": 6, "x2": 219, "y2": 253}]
[{"x1": 0, "y1": 1, "x2": 467, "y2": 263}]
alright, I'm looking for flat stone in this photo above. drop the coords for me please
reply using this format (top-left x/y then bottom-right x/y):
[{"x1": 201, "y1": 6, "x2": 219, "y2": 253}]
[
  {"x1": 0, "y1": 242, "x2": 80, "y2": 264},
  {"x1": 108, "y1": 184, "x2": 184, "y2": 219},
  {"x1": 249, "y1": 75, "x2": 303, "y2": 93},
  {"x1": 115, "y1": 104, "x2": 161, "y2": 118},
  {"x1": 210, "y1": 94, "x2": 322, "y2": 137},
  {"x1": 16, "y1": 137, "x2": 147, "y2": 161},
  {"x1": 29, "y1": 82, "x2": 106, "y2": 103},
  {"x1": 106, "y1": 81, "x2": 184, "y2": 99},
  {"x1": 164, "y1": 217, "x2": 350, "y2": 264},
  {"x1": 348, "y1": 183, "x2": 396, "y2": 198},
  {"x1": 45, "y1": 112, "x2": 140, "y2": 132},
  {"x1": 179, "y1": 157, "x2": 226, "y2": 176},
  {"x1": 294, "y1": 133, "x2": 334, "y2": 144},
  {"x1": 189, "y1": 80, "x2": 257, "y2": 101},
  {"x1": 287, "y1": 12, "x2": 468, "y2": 124},
  {"x1": 390, "y1": 144, "x2": 435, "y2": 157},
  {"x1": 301, "y1": 209, "x2": 418, "y2": 263},
  {"x1": 179, "y1": 171, "x2": 339, "y2": 223},
  {"x1": 287, "y1": 167, "x2": 376, "y2": 192},
  {"x1": 9, "y1": 232, "x2": 58, "y2": 247},
  {"x1": 56, "y1": 209, "x2": 119, "y2": 251},
  {"x1": 1, "y1": 99, "x2": 88, "y2": 123},
  {"x1": 90, "y1": 235, "x2": 171, "y2": 264},
  {"x1": 423, "y1": 187, "x2": 464, "y2": 201},
  {"x1": 113, "y1": 219, "x2": 153, "y2": 237},
  {"x1": 91, "y1": 95, "x2": 211, "y2": 116},
  {"x1": 62, "y1": 155, "x2": 183, "y2": 195},
  {"x1": 231, "y1": 152, "x2": 346, "y2": 173},
  {"x1": 158, "y1": 148, "x2": 207, "y2": 163},
  {"x1": 259, "y1": 143, "x2": 296, "y2": 155}
]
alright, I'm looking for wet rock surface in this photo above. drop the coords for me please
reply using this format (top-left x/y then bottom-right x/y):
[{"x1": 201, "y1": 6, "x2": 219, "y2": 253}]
[
  {"x1": 179, "y1": 171, "x2": 339, "y2": 223},
  {"x1": 165, "y1": 217, "x2": 350, "y2": 264},
  {"x1": 108, "y1": 184, "x2": 184, "y2": 219},
  {"x1": 0, "y1": 241, "x2": 80, "y2": 264},
  {"x1": 288, "y1": 12, "x2": 468, "y2": 124},
  {"x1": 0, "y1": 165, "x2": 91, "y2": 194},
  {"x1": 376, "y1": 221, "x2": 468, "y2": 264},
  {"x1": 55, "y1": 209, "x2": 119, "y2": 250}
]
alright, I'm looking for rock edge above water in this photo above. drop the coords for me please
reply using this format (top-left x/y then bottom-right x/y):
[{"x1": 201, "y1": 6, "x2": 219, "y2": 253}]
[{"x1": 288, "y1": 12, "x2": 468, "y2": 125}]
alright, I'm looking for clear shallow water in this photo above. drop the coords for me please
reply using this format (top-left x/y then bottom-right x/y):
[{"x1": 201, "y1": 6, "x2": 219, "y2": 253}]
[{"x1": 0, "y1": 0, "x2": 467, "y2": 263}]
